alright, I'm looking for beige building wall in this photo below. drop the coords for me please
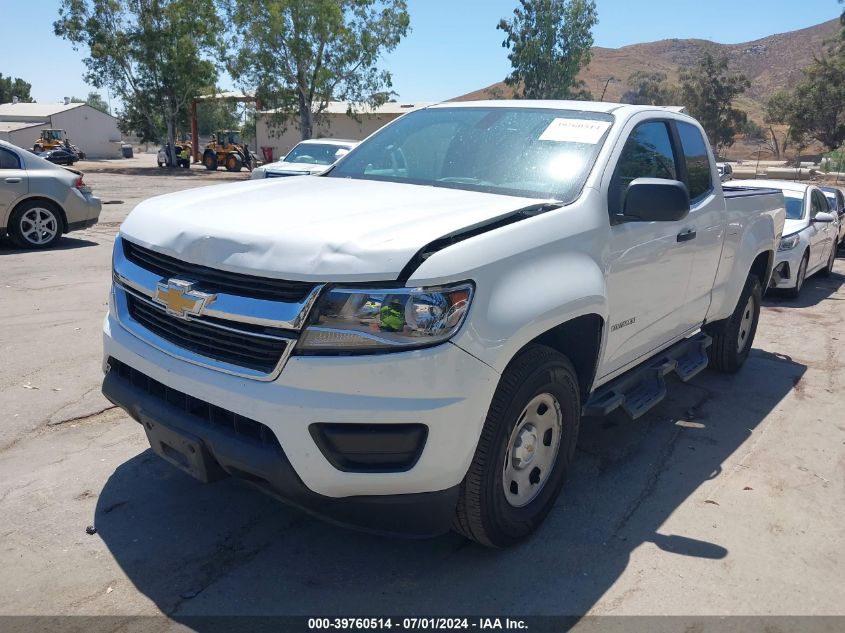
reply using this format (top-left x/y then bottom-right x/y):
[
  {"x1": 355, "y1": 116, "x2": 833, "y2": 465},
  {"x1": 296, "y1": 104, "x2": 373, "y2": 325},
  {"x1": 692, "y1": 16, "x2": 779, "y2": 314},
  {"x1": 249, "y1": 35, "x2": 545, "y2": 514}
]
[
  {"x1": 256, "y1": 112, "x2": 403, "y2": 162},
  {"x1": 51, "y1": 106, "x2": 122, "y2": 158}
]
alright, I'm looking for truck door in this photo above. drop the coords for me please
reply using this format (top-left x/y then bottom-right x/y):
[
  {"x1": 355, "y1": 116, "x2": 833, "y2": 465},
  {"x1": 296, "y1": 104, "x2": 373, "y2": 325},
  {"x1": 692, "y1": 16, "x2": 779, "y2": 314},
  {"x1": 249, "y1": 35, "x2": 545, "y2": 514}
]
[
  {"x1": 0, "y1": 147, "x2": 28, "y2": 227},
  {"x1": 601, "y1": 119, "x2": 694, "y2": 379},
  {"x1": 675, "y1": 121, "x2": 724, "y2": 328}
]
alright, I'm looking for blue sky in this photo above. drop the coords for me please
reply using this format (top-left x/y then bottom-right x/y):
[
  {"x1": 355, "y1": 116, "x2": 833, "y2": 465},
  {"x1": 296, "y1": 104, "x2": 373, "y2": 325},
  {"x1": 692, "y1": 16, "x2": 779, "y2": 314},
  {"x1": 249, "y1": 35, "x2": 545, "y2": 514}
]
[{"x1": 2, "y1": 0, "x2": 841, "y2": 105}]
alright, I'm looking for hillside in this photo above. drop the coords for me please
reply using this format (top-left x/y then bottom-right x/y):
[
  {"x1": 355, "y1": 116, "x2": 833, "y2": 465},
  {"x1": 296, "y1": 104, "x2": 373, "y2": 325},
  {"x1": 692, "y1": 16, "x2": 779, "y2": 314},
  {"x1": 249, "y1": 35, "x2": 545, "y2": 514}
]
[{"x1": 455, "y1": 18, "x2": 840, "y2": 123}]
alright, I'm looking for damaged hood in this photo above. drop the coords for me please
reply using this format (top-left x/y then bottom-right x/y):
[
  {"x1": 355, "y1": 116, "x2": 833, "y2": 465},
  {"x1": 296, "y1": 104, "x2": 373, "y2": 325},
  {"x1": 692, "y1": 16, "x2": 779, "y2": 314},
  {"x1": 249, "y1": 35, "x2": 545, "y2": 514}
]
[{"x1": 119, "y1": 176, "x2": 539, "y2": 282}]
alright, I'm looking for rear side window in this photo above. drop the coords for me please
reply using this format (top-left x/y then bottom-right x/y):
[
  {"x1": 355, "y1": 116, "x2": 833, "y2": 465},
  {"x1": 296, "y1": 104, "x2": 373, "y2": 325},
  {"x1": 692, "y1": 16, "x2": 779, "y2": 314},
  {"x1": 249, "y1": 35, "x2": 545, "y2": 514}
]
[
  {"x1": 612, "y1": 121, "x2": 678, "y2": 213},
  {"x1": 677, "y1": 122, "x2": 714, "y2": 201},
  {"x1": 0, "y1": 147, "x2": 21, "y2": 169}
]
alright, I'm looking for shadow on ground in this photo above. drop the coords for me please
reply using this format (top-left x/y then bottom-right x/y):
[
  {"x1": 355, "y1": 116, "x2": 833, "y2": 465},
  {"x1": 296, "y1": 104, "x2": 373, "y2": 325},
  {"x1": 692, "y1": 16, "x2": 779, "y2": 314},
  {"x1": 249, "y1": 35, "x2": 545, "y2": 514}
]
[
  {"x1": 0, "y1": 235, "x2": 99, "y2": 254},
  {"x1": 93, "y1": 348, "x2": 805, "y2": 624},
  {"x1": 764, "y1": 269, "x2": 844, "y2": 309}
]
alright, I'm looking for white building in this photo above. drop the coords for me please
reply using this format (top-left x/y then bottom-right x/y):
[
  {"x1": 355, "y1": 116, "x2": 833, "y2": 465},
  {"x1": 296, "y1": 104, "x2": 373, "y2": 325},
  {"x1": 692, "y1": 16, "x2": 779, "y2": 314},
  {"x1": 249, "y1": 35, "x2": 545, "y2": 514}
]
[
  {"x1": 255, "y1": 101, "x2": 433, "y2": 162},
  {"x1": 0, "y1": 101, "x2": 122, "y2": 158}
]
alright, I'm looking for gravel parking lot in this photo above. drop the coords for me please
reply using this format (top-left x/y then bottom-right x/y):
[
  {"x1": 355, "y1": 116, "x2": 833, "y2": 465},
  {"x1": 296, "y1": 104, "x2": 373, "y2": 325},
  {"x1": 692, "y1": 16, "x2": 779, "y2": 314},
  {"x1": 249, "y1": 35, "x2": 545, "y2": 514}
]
[{"x1": 1, "y1": 164, "x2": 844, "y2": 625}]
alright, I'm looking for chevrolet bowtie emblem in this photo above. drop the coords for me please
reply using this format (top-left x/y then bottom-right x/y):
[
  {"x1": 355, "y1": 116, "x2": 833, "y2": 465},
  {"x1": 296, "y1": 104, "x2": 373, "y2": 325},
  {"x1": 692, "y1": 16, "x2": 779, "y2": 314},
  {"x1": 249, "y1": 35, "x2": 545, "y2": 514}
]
[{"x1": 153, "y1": 279, "x2": 216, "y2": 319}]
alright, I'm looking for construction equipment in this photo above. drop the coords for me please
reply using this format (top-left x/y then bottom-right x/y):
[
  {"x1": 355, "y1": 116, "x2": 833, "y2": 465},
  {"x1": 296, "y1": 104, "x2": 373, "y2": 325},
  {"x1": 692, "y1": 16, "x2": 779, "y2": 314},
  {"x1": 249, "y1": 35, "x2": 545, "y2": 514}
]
[
  {"x1": 202, "y1": 130, "x2": 256, "y2": 172},
  {"x1": 33, "y1": 129, "x2": 86, "y2": 160}
]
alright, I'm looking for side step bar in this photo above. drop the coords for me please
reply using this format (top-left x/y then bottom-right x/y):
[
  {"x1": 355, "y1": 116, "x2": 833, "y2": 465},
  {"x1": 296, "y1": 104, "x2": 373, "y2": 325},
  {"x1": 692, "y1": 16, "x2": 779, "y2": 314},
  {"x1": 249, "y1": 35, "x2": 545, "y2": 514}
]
[{"x1": 583, "y1": 332, "x2": 712, "y2": 420}]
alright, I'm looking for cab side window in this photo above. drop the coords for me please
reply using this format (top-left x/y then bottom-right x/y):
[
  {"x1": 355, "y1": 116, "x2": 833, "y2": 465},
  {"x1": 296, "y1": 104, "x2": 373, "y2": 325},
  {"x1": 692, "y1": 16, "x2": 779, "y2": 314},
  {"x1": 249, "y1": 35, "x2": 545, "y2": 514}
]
[
  {"x1": 677, "y1": 122, "x2": 714, "y2": 202},
  {"x1": 0, "y1": 148, "x2": 21, "y2": 170},
  {"x1": 611, "y1": 121, "x2": 678, "y2": 214}
]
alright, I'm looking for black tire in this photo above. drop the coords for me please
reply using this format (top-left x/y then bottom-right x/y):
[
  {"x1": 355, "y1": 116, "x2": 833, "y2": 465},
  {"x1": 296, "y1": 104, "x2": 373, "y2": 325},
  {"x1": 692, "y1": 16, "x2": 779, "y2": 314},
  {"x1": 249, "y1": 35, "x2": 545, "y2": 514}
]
[
  {"x1": 785, "y1": 251, "x2": 809, "y2": 298},
  {"x1": 705, "y1": 273, "x2": 762, "y2": 373},
  {"x1": 203, "y1": 151, "x2": 218, "y2": 171},
  {"x1": 453, "y1": 345, "x2": 580, "y2": 548},
  {"x1": 225, "y1": 153, "x2": 243, "y2": 172},
  {"x1": 818, "y1": 243, "x2": 835, "y2": 278},
  {"x1": 8, "y1": 200, "x2": 63, "y2": 249}
]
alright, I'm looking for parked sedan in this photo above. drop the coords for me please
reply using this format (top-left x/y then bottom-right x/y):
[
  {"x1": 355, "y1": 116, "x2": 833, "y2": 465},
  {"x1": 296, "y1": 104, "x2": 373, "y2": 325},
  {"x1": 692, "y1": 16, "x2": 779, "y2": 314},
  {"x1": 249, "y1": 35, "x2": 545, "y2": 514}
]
[
  {"x1": 732, "y1": 179, "x2": 838, "y2": 297},
  {"x1": 0, "y1": 140, "x2": 101, "y2": 249},
  {"x1": 820, "y1": 186, "x2": 845, "y2": 247},
  {"x1": 39, "y1": 149, "x2": 77, "y2": 166},
  {"x1": 250, "y1": 138, "x2": 358, "y2": 179}
]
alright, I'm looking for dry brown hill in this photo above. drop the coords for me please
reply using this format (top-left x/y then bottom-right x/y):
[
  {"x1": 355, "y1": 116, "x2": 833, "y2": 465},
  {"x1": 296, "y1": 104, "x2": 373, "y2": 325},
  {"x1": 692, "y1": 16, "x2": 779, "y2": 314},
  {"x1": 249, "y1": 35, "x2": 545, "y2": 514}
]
[{"x1": 455, "y1": 18, "x2": 840, "y2": 122}]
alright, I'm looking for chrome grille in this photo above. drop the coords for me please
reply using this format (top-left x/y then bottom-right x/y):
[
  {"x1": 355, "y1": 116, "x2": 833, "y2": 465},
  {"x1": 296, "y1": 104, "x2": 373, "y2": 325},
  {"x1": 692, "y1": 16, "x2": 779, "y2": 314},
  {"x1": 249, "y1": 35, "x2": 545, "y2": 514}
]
[
  {"x1": 123, "y1": 239, "x2": 317, "y2": 302},
  {"x1": 126, "y1": 293, "x2": 292, "y2": 374}
]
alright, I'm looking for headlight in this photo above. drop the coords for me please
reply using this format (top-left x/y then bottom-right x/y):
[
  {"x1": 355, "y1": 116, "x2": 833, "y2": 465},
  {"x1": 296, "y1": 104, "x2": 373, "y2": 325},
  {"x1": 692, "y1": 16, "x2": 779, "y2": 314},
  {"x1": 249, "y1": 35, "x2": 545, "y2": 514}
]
[
  {"x1": 298, "y1": 283, "x2": 474, "y2": 353},
  {"x1": 778, "y1": 233, "x2": 800, "y2": 251}
]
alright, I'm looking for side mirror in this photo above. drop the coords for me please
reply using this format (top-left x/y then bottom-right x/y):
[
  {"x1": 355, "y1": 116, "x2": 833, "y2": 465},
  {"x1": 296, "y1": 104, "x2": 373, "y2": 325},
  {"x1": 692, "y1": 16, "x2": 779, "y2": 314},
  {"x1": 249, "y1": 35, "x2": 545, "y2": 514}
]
[
  {"x1": 623, "y1": 178, "x2": 690, "y2": 222},
  {"x1": 812, "y1": 211, "x2": 836, "y2": 224}
]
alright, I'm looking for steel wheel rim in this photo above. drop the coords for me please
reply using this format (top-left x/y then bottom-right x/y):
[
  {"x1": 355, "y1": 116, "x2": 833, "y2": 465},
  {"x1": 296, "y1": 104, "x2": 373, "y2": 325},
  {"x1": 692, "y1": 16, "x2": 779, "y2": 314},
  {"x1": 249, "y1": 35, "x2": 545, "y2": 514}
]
[
  {"x1": 20, "y1": 207, "x2": 58, "y2": 245},
  {"x1": 737, "y1": 294, "x2": 755, "y2": 353},
  {"x1": 502, "y1": 392, "x2": 563, "y2": 508}
]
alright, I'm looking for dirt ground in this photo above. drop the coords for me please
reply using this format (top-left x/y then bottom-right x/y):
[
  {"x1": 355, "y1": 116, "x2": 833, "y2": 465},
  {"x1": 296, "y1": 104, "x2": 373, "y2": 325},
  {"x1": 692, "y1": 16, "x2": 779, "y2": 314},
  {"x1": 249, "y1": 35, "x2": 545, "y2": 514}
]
[{"x1": 1, "y1": 163, "x2": 844, "y2": 629}]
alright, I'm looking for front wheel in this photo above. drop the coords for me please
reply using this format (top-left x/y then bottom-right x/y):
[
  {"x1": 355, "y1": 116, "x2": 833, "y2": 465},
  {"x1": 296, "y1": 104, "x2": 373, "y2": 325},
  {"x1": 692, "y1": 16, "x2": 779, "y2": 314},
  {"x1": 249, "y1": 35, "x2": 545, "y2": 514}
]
[
  {"x1": 203, "y1": 151, "x2": 218, "y2": 171},
  {"x1": 705, "y1": 273, "x2": 762, "y2": 373},
  {"x1": 453, "y1": 345, "x2": 580, "y2": 548},
  {"x1": 786, "y1": 252, "x2": 808, "y2": 298},
  {"x1": 818, "y1": 243, "x2": 836, "y2": 278}
]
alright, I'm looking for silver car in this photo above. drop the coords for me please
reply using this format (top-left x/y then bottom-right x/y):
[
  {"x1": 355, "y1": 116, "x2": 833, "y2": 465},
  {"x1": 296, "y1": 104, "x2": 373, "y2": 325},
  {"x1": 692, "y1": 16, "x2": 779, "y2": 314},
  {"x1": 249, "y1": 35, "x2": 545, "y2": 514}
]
[{"x1": 0, "y1": 139, "x2": 101, "y2": 249}]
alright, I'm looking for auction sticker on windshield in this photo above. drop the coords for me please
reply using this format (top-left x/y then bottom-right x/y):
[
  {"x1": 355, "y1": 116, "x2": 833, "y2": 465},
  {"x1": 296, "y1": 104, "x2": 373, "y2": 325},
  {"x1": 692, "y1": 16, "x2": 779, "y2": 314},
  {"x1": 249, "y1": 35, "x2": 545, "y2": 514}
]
[{"x1": 539, "y1": 118, "x2": 611, "y2": 144}]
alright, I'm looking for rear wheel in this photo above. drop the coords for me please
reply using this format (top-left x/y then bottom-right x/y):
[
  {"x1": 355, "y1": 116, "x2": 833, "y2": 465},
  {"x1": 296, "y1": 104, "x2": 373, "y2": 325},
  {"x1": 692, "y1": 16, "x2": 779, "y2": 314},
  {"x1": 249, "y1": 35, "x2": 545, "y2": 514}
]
[
  {"x1": 452, "y1": 345, "x2": 580, "y2": 548},
  {"x1": 225, "y1": 153, "x2": 243, "y2": 172},
  {"x1": 8, "y1": 200, "x2": 63, "y2": 249},
  {"x1": 705, "y1": 273, "x2": 761, "y2": 373},
  {"x1": 203, "y1": 151, "x2": 218, "y2": 171}
]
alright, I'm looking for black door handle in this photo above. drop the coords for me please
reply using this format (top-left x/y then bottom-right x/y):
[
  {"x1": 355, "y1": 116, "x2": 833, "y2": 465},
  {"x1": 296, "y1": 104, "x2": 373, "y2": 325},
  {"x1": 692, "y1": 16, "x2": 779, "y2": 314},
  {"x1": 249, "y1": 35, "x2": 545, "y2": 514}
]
[{"x1": 677, "y1": 229, "x2": 697, "y2": 243}]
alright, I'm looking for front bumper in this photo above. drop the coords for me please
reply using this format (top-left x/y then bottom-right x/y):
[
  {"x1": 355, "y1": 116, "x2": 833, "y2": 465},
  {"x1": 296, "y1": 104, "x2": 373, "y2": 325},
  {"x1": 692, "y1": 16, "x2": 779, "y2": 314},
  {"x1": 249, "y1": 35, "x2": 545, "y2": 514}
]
[
  {"x1": 770, "y1": 244, "x2": 806, "y2": 289},
  {"x1": 102, "y1": 311, "x2": 500, "y2": 531}
]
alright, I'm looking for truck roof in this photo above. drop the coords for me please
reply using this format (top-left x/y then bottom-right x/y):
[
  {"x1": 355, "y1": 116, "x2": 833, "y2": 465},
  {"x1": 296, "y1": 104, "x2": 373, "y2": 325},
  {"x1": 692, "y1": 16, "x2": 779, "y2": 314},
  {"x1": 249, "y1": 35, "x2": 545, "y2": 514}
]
[{"x1": 433, "y1": 100, "x2": 688, "y2": 116}]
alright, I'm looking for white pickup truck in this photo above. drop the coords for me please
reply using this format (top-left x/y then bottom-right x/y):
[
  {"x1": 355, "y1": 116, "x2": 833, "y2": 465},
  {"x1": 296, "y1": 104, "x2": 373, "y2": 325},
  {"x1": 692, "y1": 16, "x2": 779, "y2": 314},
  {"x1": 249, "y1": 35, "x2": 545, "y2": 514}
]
[{"x1": 103, "y1": 101, "x2": 785, "y2": 547}]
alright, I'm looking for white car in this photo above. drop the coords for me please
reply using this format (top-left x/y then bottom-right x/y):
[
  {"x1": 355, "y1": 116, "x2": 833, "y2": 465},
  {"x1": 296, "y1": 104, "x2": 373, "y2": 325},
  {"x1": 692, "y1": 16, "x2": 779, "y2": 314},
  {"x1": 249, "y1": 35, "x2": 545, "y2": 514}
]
[
  {"x1": 820, "y1": 186, "x2": 845, "y2": 247},
  {"x1": 250, "y1": 138, "x2": 358, "y2": 179},
  {"x1": 104, "y1": 102, "x2": 784, "y2": 546},
  {"x1": 732, "y1": 179, "x2": 838, "y2": 297},
  {"x1": 716, "y1": 162, "x2": 733, "y2": 182},
  {"x1": 1, "y1": 139, "x2": 101, "y2": 249}
]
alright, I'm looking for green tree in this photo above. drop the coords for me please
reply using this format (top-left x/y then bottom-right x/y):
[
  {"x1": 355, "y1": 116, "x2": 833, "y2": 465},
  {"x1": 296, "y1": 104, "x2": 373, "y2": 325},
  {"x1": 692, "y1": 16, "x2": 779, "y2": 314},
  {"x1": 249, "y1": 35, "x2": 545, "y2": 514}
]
[
  {"x1": 679, "y1": 52, "x2": 749, "y2": 151},
  {"x1": 787, "y1": 64, "x2": 845, "y2": 152},
  {"x1": 225, "y1": 0, "x2": 410, "y2": 141},
  {"x1": 54, "y1": 0, "x2": 219, "y2": 167},
  {"x1": 621, "y1": 71, "x2": 676, "y2": 106},
  {"x1": 498, "y1": 0, "x2": 598, "y2": 100},
  {"x1": 0, "y1": 74, "x2": 34, "y2": 103},
  {"x1": 71, "y1": 91, "x2": 110, "y2": 114},
  {"x1": 196, "y1": 95, "x2": 242, "y2": 137},
  {"x1": 764, "y1": 91, "x2": 796, "y2": 159}
]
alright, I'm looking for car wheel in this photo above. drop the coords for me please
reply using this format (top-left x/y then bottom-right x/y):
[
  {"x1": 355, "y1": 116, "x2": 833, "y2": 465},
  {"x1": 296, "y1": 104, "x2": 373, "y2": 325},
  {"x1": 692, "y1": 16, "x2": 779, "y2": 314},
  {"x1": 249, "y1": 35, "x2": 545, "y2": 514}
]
[
  {"x1": 818, "y1": 243, "x2": 836, "y2": 277},
  {"x1": 705, "y1": 273, "x2": 762, "y2": 373},
  {"x1": 8, "y1": 201, "x2": 63, "y2": 249},
  {"x1": 453, "y1": 345, "x2": 580, "y2": 548},
  {"x1": 786, "y1": 252, "x2": 808, "y2": 298}
]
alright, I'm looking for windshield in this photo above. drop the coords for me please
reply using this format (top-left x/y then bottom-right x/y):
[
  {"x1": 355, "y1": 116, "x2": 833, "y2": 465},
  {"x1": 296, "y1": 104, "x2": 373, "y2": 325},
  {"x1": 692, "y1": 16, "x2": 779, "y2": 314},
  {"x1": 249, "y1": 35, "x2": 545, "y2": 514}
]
[
  {"x1": 784, "y1": 193, "x2": 805, "y2": 220},
  {"x1": 327, "y1": 107, "x2": 614, "y2": 201},
  {"x1": 285, "y1": 143, "x2": 351, "y2": 165}
]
